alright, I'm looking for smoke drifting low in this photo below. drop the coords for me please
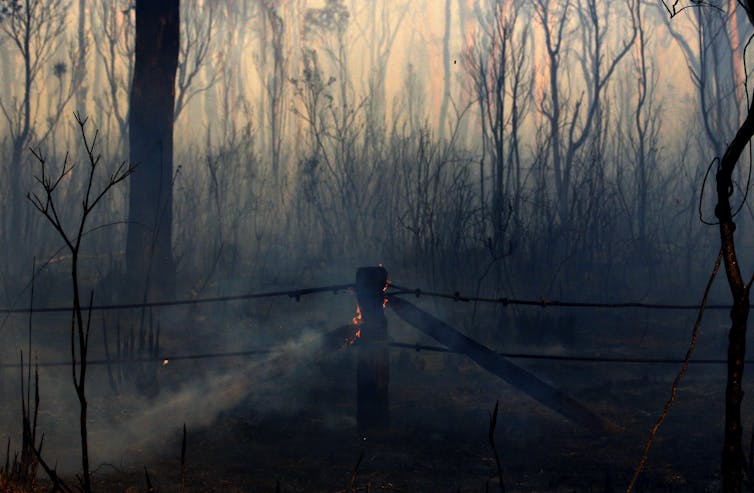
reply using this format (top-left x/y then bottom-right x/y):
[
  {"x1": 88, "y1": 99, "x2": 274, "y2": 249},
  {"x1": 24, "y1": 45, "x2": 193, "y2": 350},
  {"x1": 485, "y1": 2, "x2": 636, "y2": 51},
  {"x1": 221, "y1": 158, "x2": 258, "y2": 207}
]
[{"x1": 11, "y1": 325, "x2": 353, "y2": 473}]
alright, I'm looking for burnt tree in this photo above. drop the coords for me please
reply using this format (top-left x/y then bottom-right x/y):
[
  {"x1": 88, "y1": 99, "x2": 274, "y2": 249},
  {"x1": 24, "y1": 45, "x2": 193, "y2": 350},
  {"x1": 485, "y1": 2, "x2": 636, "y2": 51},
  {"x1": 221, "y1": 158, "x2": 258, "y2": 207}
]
[
  {"x1": 679, "y1": 1, "x2": 754, "y2": 491},
  {"x1": 718, "y1": 69, "x2": 754, "y2": 493},
  {"x1": 127, "y1": 0, "x2": 179, "y2": 299}
]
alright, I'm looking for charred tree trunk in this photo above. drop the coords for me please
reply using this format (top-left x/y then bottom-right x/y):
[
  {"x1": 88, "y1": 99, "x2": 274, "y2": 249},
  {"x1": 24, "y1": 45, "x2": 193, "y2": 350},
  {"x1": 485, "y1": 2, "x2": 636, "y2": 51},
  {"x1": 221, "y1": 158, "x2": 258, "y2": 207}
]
[
  {"x1": 127, "y1": 0, "x2": 179, "y2": 300},
  {"x1": 717, "y1": 91, "x2": 754, "y2": 493}
]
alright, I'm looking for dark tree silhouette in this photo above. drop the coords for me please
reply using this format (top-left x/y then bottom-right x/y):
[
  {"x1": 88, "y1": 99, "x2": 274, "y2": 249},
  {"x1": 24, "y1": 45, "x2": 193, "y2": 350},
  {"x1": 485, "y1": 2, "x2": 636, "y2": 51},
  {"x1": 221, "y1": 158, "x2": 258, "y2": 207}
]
[
  {"x1": 0, "y1": 0, "x2": 70, "y2": 258},
  {"x1": 717, "y1": 61, "x2": 754, "y2": 493},
  {"x1": 667, "y1": 1, "x2": 754, "y2": 491},
  {"x1": 127, "y1": 0, "x2": 179, "y2": 300}
]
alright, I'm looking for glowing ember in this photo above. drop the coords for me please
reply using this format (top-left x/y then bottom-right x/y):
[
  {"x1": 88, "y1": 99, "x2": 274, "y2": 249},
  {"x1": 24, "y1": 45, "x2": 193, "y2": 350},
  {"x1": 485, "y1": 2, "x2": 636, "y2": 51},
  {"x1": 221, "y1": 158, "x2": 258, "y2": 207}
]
[
  {"x1": 347, "y1": 277, "x2": 390, "y2": 345},
  {"x1": 346, "y1": 306, "x2": 362, "y2": 345},
  {"x1": 162, "y1": 359, "x2": 169, "y2": 366},
  {"x1": 352, "y1": 305, "x2": 362, "y2": 326}
]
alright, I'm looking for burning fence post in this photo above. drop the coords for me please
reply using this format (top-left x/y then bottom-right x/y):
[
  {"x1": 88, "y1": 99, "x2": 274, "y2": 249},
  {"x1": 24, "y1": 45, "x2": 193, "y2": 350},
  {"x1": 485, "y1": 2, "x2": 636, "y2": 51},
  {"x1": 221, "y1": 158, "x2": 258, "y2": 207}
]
[{"x1": 355, "y1": 266, "x2": 389, "y2": 431}]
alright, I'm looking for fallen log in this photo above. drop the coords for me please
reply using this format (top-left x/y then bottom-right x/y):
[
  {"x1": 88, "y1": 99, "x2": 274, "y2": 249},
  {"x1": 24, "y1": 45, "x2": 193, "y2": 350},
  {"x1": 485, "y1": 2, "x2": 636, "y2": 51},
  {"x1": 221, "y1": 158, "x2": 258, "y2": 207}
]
[{"x1": 387, "y1": 295, "x2": 617, "y2": 436}]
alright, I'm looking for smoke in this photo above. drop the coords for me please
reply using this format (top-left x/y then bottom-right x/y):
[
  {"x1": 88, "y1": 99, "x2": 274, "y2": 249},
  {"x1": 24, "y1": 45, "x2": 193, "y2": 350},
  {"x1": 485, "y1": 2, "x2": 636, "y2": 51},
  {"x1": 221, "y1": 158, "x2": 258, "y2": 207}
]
[{"x1": 30, "y1": 327, "x2": 351, "y2": 473}]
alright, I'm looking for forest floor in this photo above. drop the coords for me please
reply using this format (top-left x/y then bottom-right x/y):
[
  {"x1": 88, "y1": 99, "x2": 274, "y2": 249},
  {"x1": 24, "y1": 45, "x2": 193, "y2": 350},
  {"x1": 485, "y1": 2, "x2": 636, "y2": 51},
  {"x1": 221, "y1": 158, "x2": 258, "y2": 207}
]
[
  {"x1": 2, "y1": 293, "x2": 744, "y2": 492},
  {"x1": 75, "y1": 352, "x2": 735, "y2": 492}
]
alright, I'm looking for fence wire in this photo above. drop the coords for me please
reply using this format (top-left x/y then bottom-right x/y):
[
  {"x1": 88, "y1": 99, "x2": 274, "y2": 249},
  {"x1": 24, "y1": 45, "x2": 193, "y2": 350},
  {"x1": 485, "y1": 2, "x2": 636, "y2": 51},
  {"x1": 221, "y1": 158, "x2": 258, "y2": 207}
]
[
  {"x1": 387, "y1": 283, "x2": 732, "y2": 311},
  {"x1": 0, "y1": 278, "x2": 738, "y2": 369},
  {"x1": 0, "y1": 280, "x2": 731, "y2": 314},
  {"x1": 0, "y1": 349, "x2": 276, "y2": 369},
  {"x1": 389, "y1": 342, "x2": 741, "y2": 364},
  {"x1": 0, "y1": 341, "x2": 743, "y2": 370},
  {"x1": 0, "y1": 283, "x2": 355, "y2": 314}
]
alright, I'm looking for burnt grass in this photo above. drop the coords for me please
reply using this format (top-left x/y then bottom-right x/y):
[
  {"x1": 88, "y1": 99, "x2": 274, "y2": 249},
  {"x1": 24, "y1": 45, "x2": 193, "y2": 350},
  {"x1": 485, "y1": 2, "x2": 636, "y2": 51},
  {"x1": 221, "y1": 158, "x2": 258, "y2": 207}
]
[
  {"x1": 86, "y1": 352, "x2": 733, "y2": 492},
  {"x1": 189, "y1": 368, "x2": 723, "y2": 492},
  {"x1": 5, "y1": 296, "x2": 748, "y2": 492}
]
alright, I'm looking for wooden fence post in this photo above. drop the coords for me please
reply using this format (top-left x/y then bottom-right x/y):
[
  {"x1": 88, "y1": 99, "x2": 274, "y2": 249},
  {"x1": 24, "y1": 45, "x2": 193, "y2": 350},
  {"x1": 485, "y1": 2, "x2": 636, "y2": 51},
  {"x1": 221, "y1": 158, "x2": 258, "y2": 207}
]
[{"x1": 355, "y1": 266, "x2": 389, "y2": 431}]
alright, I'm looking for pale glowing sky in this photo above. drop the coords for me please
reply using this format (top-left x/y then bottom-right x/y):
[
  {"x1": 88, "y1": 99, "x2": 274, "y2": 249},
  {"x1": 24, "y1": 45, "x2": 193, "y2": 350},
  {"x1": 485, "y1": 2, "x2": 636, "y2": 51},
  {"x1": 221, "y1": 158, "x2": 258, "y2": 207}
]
[{"x1": 0, "y1": 0, "x2": 744, "y2": 159}]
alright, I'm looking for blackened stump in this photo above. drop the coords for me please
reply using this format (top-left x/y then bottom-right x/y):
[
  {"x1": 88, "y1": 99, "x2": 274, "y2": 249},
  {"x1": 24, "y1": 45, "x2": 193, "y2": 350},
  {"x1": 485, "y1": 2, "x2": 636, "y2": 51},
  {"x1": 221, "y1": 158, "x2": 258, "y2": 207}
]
[{"x1": 355, "y1": 266, "x2": 389, "y2": 431}]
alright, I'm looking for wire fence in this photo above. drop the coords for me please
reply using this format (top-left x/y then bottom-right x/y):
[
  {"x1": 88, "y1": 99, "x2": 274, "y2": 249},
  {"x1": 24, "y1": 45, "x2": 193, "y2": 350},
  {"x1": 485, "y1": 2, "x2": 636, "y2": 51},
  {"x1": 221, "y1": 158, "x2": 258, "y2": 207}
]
[
  {"x1": 386, "y1": 283, "x2": 733, "y2": 311},
  {"x1": 0, "y1": 283, "x2": 355, "y2": 314},
  {"x1": 0, "y1": 349, "x2": 276, "y2": 369},
  {"x1": 1, "y1": 341, "x2": 741, "y2": 370},
  {"x1": 0, "y1": 278, "x2": 732, "y2": 369},
  {"x1": 389, "y1": 342, "x2": 740, "y2": 364},
  {"x1": 0, "y1": 280, "x2": 733, "y2": 314}
]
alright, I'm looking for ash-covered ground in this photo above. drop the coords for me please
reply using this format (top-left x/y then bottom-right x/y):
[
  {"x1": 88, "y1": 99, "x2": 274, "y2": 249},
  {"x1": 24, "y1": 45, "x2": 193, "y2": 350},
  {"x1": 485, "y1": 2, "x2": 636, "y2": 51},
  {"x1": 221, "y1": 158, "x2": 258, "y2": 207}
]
[{"x1": 0, "y1": 292, "x2": 745, "y2": 492}]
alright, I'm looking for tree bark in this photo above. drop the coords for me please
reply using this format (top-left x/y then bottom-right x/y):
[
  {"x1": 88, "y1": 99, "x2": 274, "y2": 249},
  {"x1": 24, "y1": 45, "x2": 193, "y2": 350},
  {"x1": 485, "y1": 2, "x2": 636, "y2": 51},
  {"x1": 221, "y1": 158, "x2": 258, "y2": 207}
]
[
  {"x1": 127, "y1": 0, "x2": 179, "y2": 300},
  {"x1": 716, "y1": 73, "x2": 754, "y2": 493}
]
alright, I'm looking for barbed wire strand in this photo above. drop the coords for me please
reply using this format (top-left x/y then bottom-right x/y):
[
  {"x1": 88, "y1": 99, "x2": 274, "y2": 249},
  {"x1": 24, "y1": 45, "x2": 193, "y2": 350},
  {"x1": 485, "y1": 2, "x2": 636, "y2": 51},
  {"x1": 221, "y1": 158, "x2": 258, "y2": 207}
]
[
  {"x1": 0, "y1": 349, "x2": 276, "y2": 369},
  {"x1": 0, "y1": 283, "x2": 355, "y2": 315},
  {"x1": 388, "y1": 341, "x2": 745, "y2": 364},
  {"x1": 2, "y1": 338, "x2": 743, "y2": 370},
  {"x1": 0, "y1": 281, "x2": 735, "y2": 315},
  {"x1": 387, "y1": 283, "x2": 731, "y2": 310}
]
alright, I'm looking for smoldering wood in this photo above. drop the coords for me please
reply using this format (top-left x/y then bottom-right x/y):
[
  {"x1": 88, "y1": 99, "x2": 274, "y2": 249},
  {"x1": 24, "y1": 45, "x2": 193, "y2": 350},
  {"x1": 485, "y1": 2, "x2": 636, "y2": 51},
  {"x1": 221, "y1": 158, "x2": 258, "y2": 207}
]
[
  {"x1": 387, "y1": 295, "x2": 616, "y2": 435},
  {"x1": 355, "y1": 266, "x2": 389, "y2": 431}
]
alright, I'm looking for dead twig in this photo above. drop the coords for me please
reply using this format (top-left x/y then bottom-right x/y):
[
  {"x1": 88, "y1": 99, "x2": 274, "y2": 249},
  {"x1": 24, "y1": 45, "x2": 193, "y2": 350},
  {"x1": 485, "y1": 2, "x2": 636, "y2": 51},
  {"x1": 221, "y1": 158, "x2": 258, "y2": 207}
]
[
  {"x1": 488, "y1": 400, "x2": 505, "y2": 493},
  {"x1": 626, "y1": 249, "x2": 723, "y2": 492},
  {"x1": 349, "y1": 450, "x2": 364, "y2": 492},
  {"x1": 31, "y1": 439, "x2": 73, "y2": 493},
  {"x1": 180, "y1": 423, "x2": 187, "y2": 493}
]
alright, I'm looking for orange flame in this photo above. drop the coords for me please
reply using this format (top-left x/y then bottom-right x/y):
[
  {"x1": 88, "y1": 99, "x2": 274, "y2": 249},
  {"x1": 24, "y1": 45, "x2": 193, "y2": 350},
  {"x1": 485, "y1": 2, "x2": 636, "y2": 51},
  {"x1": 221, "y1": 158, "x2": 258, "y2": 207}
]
[
  {"x1": 346, "y1": 305, "x2": 362, "y2": 345},
  {"x1": 352, "y1": 305, "x2": 362, "y2": 326},
  {"x1": 348, "y1": 277, "x2": 390, "y2": 345}
]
